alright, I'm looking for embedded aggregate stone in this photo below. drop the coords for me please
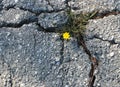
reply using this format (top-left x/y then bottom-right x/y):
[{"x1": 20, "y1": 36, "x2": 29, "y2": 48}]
[
  {"x1": 38, "y1": 11, "x2": 68, "y2": 29},
  {"x1": 0, "y1": 8, "x2": 37, "y2": 26}
]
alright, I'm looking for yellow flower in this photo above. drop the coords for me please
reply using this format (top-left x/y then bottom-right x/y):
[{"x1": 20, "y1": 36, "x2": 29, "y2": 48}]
[{"x1": 62, "y1": 32, "x2": 70, "y2": 40}]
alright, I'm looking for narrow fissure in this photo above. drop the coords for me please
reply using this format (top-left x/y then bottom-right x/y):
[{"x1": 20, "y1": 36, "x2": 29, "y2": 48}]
[
  {"x1": 92, "y1": 10, "x2": 120, "y2": 19},
  {"x1": 0, "y1": 18, "x2": 38, "y2": 28},
  {"x1": 60, "y1": 38, "x2": 64, "y2": 65},
  {"x1": 77, "y1": 34, "x2": 98, "y2": 87},
  {"x1": 0, "y1": 6, "x2": 120, "y2": 87},
  {"x1": 7, "y1": 64, "x2": 13, "y2": 87},
  {"x1": 93, "y1": 35, "x2": 118, "y2": 45},
  {"x1": 0, "y1": 9, "x2": 119, "y2": 29}
]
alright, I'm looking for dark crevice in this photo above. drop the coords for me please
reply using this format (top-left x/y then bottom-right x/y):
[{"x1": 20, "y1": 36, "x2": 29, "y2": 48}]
[
  {"x1": 3, "y1": 5, "x2": 16, "y2": 11},
  {"x1": 93, "y1": 35, "x2": 118, "y2": 45},
  {"x1": 35, "y1": 22, "x2": 57, "y2": 33},
  {"x1": 3, "y1": 6, "x2": 40, "y2": 16},
  {"x1": 2, "y1": 5, "x2": 67, "y2": 17},
  {"x1": 92, "y1": 9, "x2": 120, "y2": 19},
  {"x1": 59, "y1": 37, "x2": 64, "y2": 65},
  {"x1": 77, "y1": 34, "x2": 98, "y2": 87},
  {"x1": 77, "y1": 34, "x2": 92, "y2": 57},
  {"x1": 9, "y1": 68, "x2": 13, "y2": 87},
  {"x1": 7, "y1": 64, "x2": 13, "y2": 87},
  {"x1": 41, "y1": 8, "x2": 67, "y2": 14},
  {"x1": 18, "y1": 7, "x2": 41, "y2": 16},
  {"x1": 18, "y1": 6, "x2": 67, "y2": 16},
  {"x1": 0, "y1": 17, "x2": 38, "y2": 28},
  {"x1": 0, "y1": 4, "x2": 120, "y2": 87},
  {"x1": 0, "y1": 7, "x2": 119, "y2": 29}
]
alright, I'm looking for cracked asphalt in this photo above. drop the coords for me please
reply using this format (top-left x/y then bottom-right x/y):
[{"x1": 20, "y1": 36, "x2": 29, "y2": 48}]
[{"x1": 0, "y1": 0, "x2": 120, "y2": 87}]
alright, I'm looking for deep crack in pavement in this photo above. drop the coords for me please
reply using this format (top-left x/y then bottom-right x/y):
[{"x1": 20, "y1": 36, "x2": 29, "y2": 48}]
[{"x1": 0, "y1": 0, "x2": 120, "y2": 87}]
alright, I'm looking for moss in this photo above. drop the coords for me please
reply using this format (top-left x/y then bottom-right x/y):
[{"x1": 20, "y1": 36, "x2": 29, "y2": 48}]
[{"x1": 60, "y1": 10, "x2": 98, "y2": 39}]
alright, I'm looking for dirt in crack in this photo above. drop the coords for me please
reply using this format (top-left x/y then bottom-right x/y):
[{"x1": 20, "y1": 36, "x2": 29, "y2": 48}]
[{"x1": 77, "y1": 33, "x2": 98, "y2": 87}]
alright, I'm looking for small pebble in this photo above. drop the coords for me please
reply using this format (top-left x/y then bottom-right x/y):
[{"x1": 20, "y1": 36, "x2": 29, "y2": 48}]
[{"x1": 109, "y1": 52, "x2": 114, "y2": 57}]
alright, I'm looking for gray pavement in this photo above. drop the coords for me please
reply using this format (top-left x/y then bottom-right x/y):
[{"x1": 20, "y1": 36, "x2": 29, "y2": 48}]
[{"x1": 0, "y1": 0, "x2": 120, "y2": 87}]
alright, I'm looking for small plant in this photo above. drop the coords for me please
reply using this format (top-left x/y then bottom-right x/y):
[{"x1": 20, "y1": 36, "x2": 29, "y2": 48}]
[
  {"x1": 60, "y1": 10, "x2": 99, "y2": 87},
  {"x1": 61, "y1": 10, "x2": 98, "y2": 40}
]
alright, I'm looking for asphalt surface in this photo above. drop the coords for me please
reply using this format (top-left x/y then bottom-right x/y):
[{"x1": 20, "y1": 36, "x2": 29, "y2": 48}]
[{"x1": 0, "y1": 0, "x2": 120, "y2": 87}]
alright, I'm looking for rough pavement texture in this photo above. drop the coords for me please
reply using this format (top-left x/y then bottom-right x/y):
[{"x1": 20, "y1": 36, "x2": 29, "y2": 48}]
[
  {"x1": 0, "y1": 0, "x2": 120, "y2": 87},
  {"x1": 0, "y1": 8, "x2": 37, "y2": 27},
  {"x1": 38, "y1": 11, "x2": 68, "y2": 29},
  {"x1": 86, "y1": 14, "x2": 120, "y2": 87}
]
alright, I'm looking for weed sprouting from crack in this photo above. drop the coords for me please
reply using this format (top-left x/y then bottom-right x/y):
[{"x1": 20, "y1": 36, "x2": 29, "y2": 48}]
[
  {"x1": 60, "y1": 10, "x2": 98, "y2": 38},
  {"x1": 59, "y1": 10, "x2": 99, "y2": 87}
]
